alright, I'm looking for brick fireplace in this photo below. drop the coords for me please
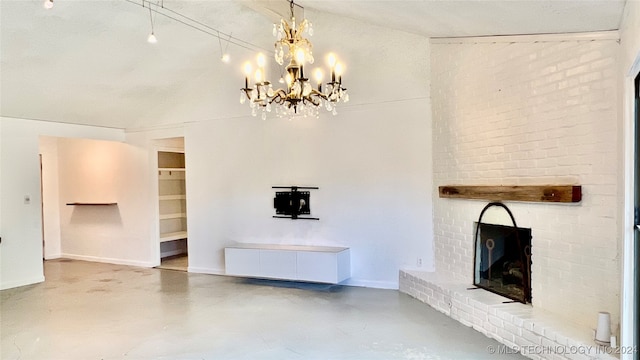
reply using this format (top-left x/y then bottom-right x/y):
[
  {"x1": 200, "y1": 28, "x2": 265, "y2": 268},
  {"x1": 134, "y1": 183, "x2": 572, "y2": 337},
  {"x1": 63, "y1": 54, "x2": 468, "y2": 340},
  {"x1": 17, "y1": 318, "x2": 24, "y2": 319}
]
[
  {"x1": 473, "y1": 202, "x2": 532, "y2": 304},
  {"x1": 400, "y1": 31, "x2": 621, "y2": 360}
]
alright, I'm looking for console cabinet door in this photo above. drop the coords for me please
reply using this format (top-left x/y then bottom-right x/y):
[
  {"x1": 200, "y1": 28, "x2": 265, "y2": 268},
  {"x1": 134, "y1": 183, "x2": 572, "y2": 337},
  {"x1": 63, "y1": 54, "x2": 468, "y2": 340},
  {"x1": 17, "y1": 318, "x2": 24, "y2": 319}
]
[
  {"x1": 225, "y1": 248, "x2": 260, "y2": 277},
  {"x1": 259, "y1": 250, "x2": 297, "y2": 280},
  {"x1": 297, "y1": 251, "x2": 337, "y2": 283}
]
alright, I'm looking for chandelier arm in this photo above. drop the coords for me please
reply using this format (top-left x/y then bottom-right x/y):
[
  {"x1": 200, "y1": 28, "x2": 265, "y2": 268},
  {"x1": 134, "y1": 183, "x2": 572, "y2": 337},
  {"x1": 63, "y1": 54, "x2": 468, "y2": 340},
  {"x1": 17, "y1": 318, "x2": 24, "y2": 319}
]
[
  {"x1": 303, "y1": 96, "x2": 320, "y2": 107},
  {"x1": 295, "y1": 20, "x2": 307, "y2": 38},
  {"x1": 241, "y1": 88, "x2": 253, "y2": 100},
  {"x1": 309, "y1": 89, "x2": 327, "y2": 100},
  {"x1": 281, "y1": 19, "x2": 291, "y2": 37},
  {"x1": 269, "y1": 89, "x2": 289, "y2": 105}
]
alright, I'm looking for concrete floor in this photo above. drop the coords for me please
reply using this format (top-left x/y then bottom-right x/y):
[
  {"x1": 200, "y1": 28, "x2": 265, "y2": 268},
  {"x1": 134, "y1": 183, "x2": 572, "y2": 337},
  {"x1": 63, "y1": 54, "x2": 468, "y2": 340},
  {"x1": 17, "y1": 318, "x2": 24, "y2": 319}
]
[{"x1": 1, "y1": 259, "x2": 526, "y2": 360}]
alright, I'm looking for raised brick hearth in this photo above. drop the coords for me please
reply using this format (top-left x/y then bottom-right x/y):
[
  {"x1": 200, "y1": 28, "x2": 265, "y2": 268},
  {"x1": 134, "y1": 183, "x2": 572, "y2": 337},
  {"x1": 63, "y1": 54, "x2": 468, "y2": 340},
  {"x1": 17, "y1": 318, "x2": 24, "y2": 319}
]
[{"x1": 400, "y1": 271, "x2": 617, "y2": 360}]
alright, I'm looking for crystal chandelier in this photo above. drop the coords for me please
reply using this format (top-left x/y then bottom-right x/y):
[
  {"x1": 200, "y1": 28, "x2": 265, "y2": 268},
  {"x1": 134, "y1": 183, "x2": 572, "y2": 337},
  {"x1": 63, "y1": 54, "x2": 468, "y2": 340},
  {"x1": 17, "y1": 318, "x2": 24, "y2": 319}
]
[{"x1": 240, "y1": 0, "x2": 349, "y2": 120}]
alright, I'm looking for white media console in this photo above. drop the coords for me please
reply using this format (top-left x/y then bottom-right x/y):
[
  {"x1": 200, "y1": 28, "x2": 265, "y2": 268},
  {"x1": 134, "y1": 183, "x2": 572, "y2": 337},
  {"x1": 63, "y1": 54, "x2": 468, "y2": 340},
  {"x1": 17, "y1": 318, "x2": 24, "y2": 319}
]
[{"x1": 224, "y1": 243, "x2": 351, "y2": 284}]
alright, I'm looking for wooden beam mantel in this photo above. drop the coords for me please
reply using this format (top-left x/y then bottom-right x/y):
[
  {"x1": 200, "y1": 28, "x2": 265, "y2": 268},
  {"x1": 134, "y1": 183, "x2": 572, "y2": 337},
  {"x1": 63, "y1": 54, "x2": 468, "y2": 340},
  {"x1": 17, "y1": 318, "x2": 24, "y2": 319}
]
[{"x1": 438, "y1": 185, "x2": 582, "y2": 203}]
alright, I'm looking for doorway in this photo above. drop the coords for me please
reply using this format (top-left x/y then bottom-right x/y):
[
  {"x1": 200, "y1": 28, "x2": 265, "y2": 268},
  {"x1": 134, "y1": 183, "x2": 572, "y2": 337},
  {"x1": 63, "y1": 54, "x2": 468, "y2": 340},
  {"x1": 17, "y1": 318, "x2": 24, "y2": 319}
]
[
  {"x1": 40, "y1": 155, "x2": 44, "y2": 260},
  {"x1": 156, "y1": 147, "x2": 188, "y2": 271}
]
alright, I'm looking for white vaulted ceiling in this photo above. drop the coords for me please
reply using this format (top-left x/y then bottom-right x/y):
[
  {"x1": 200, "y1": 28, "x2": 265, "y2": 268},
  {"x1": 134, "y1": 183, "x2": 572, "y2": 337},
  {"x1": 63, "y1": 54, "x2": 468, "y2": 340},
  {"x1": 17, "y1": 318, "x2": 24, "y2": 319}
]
[
  {"x1": 257, "y1": 0, "x2": 627, "y2": 38},
  {"x1": 0, "y1": 0, "x2": 628, "y2": 129}
]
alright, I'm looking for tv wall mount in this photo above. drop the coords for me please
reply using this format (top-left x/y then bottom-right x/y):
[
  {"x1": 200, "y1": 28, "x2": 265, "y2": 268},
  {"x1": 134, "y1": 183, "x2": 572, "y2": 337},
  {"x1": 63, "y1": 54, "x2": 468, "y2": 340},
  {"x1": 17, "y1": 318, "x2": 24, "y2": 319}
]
[{"x1": 273, "y1": 186, "x2": 319, "y2": 220}]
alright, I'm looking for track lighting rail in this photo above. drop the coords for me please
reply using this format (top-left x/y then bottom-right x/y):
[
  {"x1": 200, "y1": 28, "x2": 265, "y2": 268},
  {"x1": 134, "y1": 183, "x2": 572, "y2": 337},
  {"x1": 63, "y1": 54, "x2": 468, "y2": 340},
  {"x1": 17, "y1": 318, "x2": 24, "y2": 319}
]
[{"x1": 124, "y1": 0, "x2": 272, "y2": 53}]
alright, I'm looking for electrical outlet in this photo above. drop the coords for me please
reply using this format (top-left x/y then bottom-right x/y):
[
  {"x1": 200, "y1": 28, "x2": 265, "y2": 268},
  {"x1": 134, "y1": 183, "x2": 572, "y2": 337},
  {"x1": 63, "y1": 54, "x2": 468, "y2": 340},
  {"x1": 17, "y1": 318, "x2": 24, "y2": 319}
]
[{"x1": 417, "y1": 258, "x2": 423, "y2": 267}]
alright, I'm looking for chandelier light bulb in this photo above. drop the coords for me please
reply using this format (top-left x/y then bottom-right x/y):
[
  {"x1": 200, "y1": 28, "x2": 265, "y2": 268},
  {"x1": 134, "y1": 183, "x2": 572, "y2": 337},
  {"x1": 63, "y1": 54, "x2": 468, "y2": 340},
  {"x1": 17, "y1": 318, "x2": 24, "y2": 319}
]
[
  {"x1": 255, "y1": 69, "x2": 263, "y2": 83},
  {"x1": 335, "y1": 63, "x2": 344, "y2": 76},
  {"x1": 327, "y1": 53, "x2": 337, "y2": 68},
  {"x1": 257, "y1": 53, "x2": 266, "y2": 68},
  {"x1": 43, "y1": 0, "x2": 54, "y2": 9},
  {"x1": 221, "y1": 54, "x2": 230, "y2": 63},
  {"x1": 243, "y1": 62, "x2": 252, "y2": 77},
  {"x1": 314, "y1": 69, "x2": 323, "y2": 84}
]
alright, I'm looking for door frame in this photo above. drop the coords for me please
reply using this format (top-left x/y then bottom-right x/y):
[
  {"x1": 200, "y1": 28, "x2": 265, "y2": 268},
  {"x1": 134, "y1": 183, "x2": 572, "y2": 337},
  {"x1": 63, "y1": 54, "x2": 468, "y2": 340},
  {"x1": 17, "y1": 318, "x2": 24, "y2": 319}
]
[
  {"x1": 622, "y1": 53, "x2": 640, "y2": 359},
  {"x1": 153, "y1": 145, "x2": 186, "y2": 267},
  {"x1": 40, "y1": 154, "x2": 44, "y2": 260}
]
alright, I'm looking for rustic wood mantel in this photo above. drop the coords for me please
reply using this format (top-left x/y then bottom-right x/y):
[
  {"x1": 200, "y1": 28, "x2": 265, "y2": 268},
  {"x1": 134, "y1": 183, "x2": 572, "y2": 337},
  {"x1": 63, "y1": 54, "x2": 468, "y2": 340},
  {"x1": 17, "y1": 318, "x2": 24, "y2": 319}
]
[{"x1": 438, "y1": 185, "x2": 582, "y2": 203}]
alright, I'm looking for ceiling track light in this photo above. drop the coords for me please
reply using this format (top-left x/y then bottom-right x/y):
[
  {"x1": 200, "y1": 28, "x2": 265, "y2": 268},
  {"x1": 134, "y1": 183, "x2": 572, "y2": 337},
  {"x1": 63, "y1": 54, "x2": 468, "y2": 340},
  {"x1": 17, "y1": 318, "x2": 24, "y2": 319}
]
[
  {"x1": 218, "y1": 31, "x2": 231, "y2": 63},
  {"x1": 240, "y1": 0, "x2": 349, "y2": 120},
  {"x1": 125, "y1": 0, "x2": 274, "y2": 68},
  {"x1": 147, "y1": 6, "x2": 157, "y2": 44},
  {"x1": 43, "y1": 0, "x2": 54, "y2": 9},
  {"x1": 126, "y1": 0, "x2": 265, "y2": 53}
]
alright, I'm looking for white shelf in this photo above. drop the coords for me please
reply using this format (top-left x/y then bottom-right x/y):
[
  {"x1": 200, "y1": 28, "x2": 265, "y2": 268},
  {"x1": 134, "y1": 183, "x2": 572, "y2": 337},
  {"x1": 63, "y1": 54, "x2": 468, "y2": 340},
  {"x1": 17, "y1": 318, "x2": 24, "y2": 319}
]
[
  {"x1": 158, "y1": 152, "x2": 187, "y2": 252},
  {"x1": 159, "y1": 212, "x2": 187, "y2": 220},
  {"x1": 159, "y1": 195, "x2": 186, "y2": 200},
  {"x1": 160, "y1": 231, "x2": 188, "y2": 243},
  {"x1": 158, "y1": 172, "x2": 185, "y2": 181},
  {"x1": 159, "y1": 168, "x2": 185, "y2": 172}
]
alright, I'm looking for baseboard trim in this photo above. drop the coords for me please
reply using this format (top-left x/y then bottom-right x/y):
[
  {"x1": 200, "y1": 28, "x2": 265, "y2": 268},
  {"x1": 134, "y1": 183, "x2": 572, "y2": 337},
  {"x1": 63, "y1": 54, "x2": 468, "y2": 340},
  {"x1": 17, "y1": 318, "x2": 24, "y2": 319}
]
[
  {"x1": 60, "y1": 253, "x2": 154, "y2": 268},
  {"x1": 188, "y1": 266, "x2": 225, "y2": 275}
]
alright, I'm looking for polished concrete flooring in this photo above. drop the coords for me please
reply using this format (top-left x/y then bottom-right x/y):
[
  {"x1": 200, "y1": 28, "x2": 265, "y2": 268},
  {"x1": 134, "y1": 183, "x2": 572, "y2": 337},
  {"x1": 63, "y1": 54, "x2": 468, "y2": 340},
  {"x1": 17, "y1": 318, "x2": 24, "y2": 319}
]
[{"x1": 1, "y1": 259, "x2": 526, "y2": 360}]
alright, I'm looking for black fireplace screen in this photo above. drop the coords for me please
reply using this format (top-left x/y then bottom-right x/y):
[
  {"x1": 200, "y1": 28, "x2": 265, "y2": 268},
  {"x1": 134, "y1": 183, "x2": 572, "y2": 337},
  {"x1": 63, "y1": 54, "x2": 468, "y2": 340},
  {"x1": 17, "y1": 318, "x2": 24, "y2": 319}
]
[{"x1": 473, "y1": 203, "x2": 532, "y2": 303}]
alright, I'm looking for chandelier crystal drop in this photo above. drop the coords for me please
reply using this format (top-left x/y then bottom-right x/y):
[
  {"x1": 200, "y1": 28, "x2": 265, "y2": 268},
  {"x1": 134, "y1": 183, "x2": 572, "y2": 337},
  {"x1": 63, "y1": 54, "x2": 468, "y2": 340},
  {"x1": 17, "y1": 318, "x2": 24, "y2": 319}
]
[{"x1": 240, "y1": 0, "x2": 348, "y2": 119}]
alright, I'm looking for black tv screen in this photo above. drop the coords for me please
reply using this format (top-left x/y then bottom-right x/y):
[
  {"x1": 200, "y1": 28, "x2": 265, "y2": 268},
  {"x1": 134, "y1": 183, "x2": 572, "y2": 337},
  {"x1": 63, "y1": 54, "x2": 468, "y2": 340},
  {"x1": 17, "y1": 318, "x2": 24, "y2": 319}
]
[{"x1": 274, "y1": 191, "x2": 310, "y2": 217}]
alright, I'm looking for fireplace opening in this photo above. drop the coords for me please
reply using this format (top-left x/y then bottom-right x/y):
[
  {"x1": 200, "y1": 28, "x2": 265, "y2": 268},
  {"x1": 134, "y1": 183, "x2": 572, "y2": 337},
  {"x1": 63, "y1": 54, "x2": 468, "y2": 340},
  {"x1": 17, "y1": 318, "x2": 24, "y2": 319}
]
[{"x1": 473, "y1": 203, "x2": 532, "y2": 304}]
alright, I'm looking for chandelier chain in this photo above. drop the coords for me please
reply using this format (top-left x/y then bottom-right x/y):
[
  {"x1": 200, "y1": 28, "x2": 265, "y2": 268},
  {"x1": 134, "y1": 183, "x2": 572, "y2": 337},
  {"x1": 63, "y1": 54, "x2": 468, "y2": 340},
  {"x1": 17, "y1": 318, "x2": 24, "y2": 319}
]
[{"x1": 289, "y1": 0, "x2": 294, "y2": 19}]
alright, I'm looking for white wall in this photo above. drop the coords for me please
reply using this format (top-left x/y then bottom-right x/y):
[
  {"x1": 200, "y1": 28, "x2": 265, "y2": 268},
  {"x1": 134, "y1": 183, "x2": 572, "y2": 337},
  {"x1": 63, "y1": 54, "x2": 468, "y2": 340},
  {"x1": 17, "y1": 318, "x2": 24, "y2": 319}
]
[
  {"x1": 430, "y1": 33, "x2": 620, "y2": 330},
  {"x1": 620, "y1": 1, "x2": 640, "y2": 71},
  {"x1": 185, "y1": 99, "x2": 433, "y2": 288},
  {"x1": 125, "y1": 14, "x2": 436, "y2": 288},
  {"x1": 619, "y1": 1, "x2": 640, "y2": 356},
  {"x1": 0, "y1": 122, "x2": 2, "y2": 266},
  {"x1": 0, "y1": 117, "x2": 125, "y2": 290},
  {"x1": 39, "y1": 136, "x2": 62, "y2": 259},
  {"x1": 56, "y1": 137, "x2": 153, "y2": 266}
]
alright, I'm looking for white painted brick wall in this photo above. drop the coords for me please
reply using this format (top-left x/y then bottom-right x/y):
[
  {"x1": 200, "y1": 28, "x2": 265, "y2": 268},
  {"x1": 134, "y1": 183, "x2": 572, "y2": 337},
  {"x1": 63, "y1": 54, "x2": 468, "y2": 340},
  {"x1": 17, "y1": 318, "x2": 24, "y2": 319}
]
[{"x1": 430, "y1": 36, "x2": 619, "y2": 332}]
